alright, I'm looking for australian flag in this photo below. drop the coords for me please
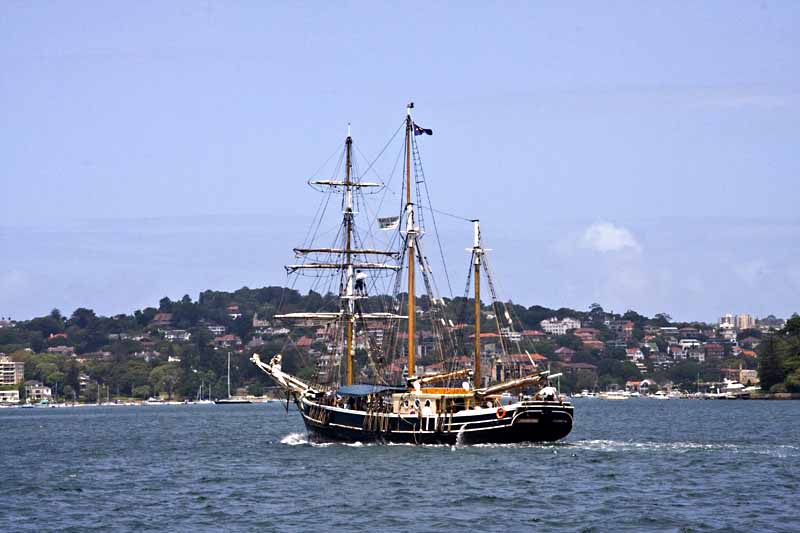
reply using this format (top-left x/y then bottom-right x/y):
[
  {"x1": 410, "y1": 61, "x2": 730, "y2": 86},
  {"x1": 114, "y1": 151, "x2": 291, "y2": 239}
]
[{"x1": 413, "y1": 122, "x2": 433, "y2": 136}]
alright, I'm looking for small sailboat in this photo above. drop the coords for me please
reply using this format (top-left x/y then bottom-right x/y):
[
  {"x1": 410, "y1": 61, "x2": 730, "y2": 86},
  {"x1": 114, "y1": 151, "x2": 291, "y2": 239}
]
[
  {"x1": 195, "y1": 380, "x2": 214, "y2": 405},
  {"x1": 215, "y1": 352, "x2": 252, "y2": 404},
  {"x1": 252, "y1": 103, "x2": 573, "y2": 444}
]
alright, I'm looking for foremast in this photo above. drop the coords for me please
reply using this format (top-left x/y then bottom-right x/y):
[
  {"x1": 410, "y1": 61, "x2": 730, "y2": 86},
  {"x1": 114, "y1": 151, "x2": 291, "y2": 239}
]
[
  {"x1": 344, "y1": 129, "x2": 355, "y2": 385},
  {"x1": 278, "y1": 125, "x2": 402, "y2": 387}
]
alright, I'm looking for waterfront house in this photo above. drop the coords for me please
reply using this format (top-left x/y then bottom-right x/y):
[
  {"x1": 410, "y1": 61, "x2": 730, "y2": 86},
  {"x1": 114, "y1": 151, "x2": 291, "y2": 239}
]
[
  {"x1": 0, "y1": 390, "x2": 20, "y2": 404},
  {"x1": 24, "y1": 380, "x2": 52, "y2": 402}
]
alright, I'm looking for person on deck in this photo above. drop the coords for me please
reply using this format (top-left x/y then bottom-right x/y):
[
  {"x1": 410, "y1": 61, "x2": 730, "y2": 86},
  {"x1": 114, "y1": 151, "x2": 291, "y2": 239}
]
[
  {"x1": 538, "y1": 385, "x2": 559, "y2": 401},
  {"x1": 354, "y1": 270, "x2": 368, "y2": 296}
]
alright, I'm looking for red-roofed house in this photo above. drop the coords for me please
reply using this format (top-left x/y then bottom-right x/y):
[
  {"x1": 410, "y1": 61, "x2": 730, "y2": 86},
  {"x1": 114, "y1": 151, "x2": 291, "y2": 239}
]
[
  {"x1": 583, "y1": 339, "x2": 605, "y2": 351},
  {"x1": 554, "y1": 346, "x2": 576, "y2": 362},
  {"x1": 151, "y1": 313, "x2": 173, "y2": 327},
  {"x1": 704, "y1": 343, "x2": 724, "y2": 360},
  {"x1": 296, "y1": 336, "x2": 313, "y2": 348},
  {"x1": 573, "y1": 328, "x2": 600, "y2": 341},
  {"x1": 214, "y1": 334, "x2": 242, "y2": 348},
  {"x1": 497, "y1": 353, "x2": 547, "y2": 380},
  {"x1": 521, "y1": 330, "x2": 546, "y2": 340},
  {"x1": 669, "y1": 345, "x2": 684, "y2": 359},
  {"x1": 556, "y1": 362, "x2": 598, "y2": 381},
  {"x1": 625, "y1": 347, "x2": 644, "y2": 361}
]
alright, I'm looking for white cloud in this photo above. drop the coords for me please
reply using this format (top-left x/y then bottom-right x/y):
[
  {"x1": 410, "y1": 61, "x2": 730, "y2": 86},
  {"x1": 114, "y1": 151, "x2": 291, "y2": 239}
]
[{"x1": 580, "y1": 222, "x2": 640, "y2": 253}]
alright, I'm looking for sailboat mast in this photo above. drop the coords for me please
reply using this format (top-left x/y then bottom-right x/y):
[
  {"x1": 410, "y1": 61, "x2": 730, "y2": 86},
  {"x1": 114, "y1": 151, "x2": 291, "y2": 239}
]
[
  {"x1": 472, "y1": 220, "x2": 482, "y2": 387},
  {"x1": 344, "y1": 128, "x2": 355, "y2": 386},
  {"x1": 405, "y1": 104, "x2": 416, "y2": 379},
  {"x1": 227, "y1": 351, "x2": 231, "y2": 399}
]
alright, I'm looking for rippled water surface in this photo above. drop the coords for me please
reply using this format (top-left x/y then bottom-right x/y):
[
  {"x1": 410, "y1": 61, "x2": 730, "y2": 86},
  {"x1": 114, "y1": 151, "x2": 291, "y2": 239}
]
[{"x1": 1, "y1": 400, "x2": 799, "y2": 532}]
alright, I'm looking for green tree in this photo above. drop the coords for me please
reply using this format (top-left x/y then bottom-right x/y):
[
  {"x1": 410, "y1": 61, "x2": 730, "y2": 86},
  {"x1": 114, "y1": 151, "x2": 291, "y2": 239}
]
[
  {"x1": 69, "y1": 308, "x2": 98, "y2": 329},
  {"x1": 783, "y1": 315, "x2": 800, "y2": 336},
  {"x1": 758, "y1": 335, "x2": 785, "y2": 390},
  {"x1": 653, "y1": 313, "x2": 672, "y2": 327},
  {"x1": 149, "y1": 364, "x2": 182, "y2": 399},
  {"x1": 575, "y1": 369, "x2": 596, "y2": 391}
]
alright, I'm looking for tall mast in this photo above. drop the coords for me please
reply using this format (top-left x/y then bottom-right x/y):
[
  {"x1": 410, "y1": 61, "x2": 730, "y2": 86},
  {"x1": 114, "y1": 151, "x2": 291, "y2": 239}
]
[
  {"x1": 227, "y1": 351, "x2": 231, "y2": 399},
  {"x1": 472, "y1": 220, "x2": 482, "y2": 387},
  {"x1": 344, "y1": 126, "x2": 355, "y2": 386},
  {"x1": 405, "y1": 104, "x2": 416, "y2": 379}
]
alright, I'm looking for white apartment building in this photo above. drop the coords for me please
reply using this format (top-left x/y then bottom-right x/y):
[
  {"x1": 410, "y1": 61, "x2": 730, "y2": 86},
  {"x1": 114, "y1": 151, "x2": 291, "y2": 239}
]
[
  {"x1": 719, "y1": 314, "x2": 734, "y2": 327},
  {"x1": 540, "y1": 317, "x2": 581, "y2": 336},
  {"x1": 0, "y1": 355, "x2": 25, "y2": 386}
]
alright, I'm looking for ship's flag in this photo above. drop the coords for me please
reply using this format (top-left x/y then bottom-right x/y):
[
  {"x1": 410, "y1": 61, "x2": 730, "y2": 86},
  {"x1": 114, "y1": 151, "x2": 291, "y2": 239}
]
[
  {"x1": 378, "y1": 216, "x2": 400, "y2": 230},
  {"x1": 413, "y1": 122, "x2": 433, "y2": 136}
]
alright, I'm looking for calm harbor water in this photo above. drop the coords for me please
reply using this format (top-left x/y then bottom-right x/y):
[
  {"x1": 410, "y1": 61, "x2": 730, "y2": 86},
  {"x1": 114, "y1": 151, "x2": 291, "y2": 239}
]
[{"x1": 1, "y1": 400, "x2": 798, "y2": 532}]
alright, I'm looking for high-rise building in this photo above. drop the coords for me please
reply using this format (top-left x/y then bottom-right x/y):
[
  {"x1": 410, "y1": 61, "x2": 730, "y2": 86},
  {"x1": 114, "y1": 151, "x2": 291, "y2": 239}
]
[
  {"x1": 735, "y1": 314, "x2": 755, "y2": 331},
  {"x1": 719, "y1": 314, "x2": 734, "y2": 329},
  {"x1": 0, "y1": 355, "x2": 25, "y2": 385}
]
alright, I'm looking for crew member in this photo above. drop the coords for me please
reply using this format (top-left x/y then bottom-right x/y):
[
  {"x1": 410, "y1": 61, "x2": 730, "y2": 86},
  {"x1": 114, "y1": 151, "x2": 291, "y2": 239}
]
[{"x1": 354, "y1": 270, "x2": 368, "y2": 296}]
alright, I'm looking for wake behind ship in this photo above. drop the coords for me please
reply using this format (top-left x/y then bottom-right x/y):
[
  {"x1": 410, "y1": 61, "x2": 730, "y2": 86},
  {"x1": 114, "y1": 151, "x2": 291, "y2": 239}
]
[{"x1": 252, "y1": 104, "x2": 573, "y2": 444}]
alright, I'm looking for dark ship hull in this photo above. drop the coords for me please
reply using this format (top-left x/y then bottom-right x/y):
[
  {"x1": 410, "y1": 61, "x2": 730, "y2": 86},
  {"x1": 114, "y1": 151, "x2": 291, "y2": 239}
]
[{"x1": 297, "y1": 397, "x2": 573, "y2": 445}]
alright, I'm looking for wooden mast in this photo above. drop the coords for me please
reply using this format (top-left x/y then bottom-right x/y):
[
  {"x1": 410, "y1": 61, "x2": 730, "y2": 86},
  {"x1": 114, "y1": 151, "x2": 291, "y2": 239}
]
[
  {"x1": 344, "y1": 128, "x2": 354, "y2": 386},
  {"x1": 405, "y1": 104, "x2": 416, "y2": 380},
  {"x1": 472, "y1": 220, "x2": 482, "y2": 387}
]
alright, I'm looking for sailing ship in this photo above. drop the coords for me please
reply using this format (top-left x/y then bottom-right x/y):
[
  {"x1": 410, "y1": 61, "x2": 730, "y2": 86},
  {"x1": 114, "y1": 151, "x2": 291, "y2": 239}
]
[{"x1": 251, "y1": 103, "x2": 573, "y2": 444}]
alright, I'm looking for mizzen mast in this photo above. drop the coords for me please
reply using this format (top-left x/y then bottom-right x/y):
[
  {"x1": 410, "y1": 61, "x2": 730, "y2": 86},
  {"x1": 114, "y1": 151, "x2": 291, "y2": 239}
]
[{"x1": 471, "y1": 220, "x2": 483, "y2": 387}]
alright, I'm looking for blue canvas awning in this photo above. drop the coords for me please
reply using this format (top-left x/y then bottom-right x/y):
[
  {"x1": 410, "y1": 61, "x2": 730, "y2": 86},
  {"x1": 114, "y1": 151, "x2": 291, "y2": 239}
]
[{"x1": 336, "y1": 384, "x2": 405, "y2": 397}]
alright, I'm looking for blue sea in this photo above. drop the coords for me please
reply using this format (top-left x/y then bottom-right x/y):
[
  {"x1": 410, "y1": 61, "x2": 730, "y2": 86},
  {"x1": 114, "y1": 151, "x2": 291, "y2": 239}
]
[{"x1": 1, "y1": 399, "x2": 798, "y2": 532}]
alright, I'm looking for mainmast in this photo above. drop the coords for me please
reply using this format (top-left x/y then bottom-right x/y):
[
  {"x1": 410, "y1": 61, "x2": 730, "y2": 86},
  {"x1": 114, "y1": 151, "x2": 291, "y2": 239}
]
[
  {"x1": 344, "y1": 126, "x2": 354, "y2": 386},
  {"x1": 471, "y1": 220, "x2": 483, "y2": 387},
  {"x1": 405, "y1": 103, "x2": 416, "y2": 379}
]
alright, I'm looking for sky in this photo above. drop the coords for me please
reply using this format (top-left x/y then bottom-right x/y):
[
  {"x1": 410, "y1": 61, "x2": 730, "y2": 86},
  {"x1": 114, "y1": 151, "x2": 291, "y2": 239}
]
[{"x1": 1, "y1": 1, "x2": 798, "y2": 322}]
